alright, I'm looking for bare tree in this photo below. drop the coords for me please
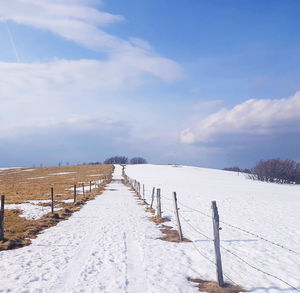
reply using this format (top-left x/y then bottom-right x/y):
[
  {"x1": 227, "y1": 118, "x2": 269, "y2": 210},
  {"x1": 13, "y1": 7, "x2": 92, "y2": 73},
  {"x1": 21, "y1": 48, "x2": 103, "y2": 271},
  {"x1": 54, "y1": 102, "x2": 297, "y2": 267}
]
[
  {"x1": 130, "y1": 157, "x2": 147, "y2": 164},
  {"x1": 104, "y1": 156, "x2": 128, "y2": 164},
  {"x1": 249, "y1": 158, "x2": 300, "y2": 184}
]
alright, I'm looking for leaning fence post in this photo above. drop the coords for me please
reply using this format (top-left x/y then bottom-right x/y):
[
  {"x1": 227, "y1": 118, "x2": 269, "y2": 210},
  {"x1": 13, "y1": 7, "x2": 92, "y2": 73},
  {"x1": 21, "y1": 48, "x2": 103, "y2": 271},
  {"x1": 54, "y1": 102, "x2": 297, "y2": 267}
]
[
  {"x1": 90, "y1": 181, "x2": 92, "y2": 192},
  {"x1": 156, "y1": 188, "x2": 161, "y2": 218},
  {"x1": 211, "y1": 201, "x2": 224, "y2": 287},
  {"x1": 51, "y1": 187, "x2": 54, "y2": 214},
  {"x1": 82, "y1": 183, "x2": 85, "y2": 196},
  {"x1": 0, "y1": 195, "x2": 5, "y2": 241},
  {"x1": 173, "y1": 192, "x2": 183, "y2": 241},
  {"x1": 150, "y1": 187, "x2": 155, "y2": 209},
  {"x1": 74, "y1": 184, "x2": 77, "y2": 203}
]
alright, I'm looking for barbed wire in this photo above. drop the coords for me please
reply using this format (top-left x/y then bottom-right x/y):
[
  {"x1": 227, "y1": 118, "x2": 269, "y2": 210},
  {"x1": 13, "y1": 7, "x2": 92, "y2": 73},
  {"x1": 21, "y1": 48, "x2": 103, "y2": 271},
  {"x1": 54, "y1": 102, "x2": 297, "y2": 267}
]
[
  {"x1": 124, "y1": 174, "x2": 300, "y2": 291},
  {"x1": 219, "y1": 245, "x2": 300, "y2": 292},
  {"x1": 176, "y1": 199, "x2": 300, "y2": 256}
]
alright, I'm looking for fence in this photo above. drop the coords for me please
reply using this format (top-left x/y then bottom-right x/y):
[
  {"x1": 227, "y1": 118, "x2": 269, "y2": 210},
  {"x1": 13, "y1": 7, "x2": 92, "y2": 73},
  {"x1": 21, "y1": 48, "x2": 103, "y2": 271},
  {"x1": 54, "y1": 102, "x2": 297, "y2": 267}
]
[
  {"x1": 0, "y1": 175, "x2": 110, "y2": 241},
  {"x1": 123, "y1": 170, "x2": 300, "y2": 292}
]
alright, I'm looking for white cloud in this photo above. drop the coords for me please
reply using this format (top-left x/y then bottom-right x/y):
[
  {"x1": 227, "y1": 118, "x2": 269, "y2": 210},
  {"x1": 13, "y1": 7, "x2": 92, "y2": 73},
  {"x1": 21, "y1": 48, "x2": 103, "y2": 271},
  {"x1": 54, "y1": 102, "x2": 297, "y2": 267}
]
[
  {"x1": 181, "y1": 91, "x2": 300, "y2": 144},
  {"x1": 0, "y1": 0, "x2": 183, "y2": 82}
]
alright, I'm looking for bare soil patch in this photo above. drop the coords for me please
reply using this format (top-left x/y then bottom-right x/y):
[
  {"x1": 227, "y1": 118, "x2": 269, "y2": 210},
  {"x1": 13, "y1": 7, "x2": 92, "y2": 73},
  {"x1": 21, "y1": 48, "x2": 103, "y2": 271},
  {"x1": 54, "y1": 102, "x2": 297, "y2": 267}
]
[{"x1": 188, "y1": 278, "x2": 247, "y2": 293}]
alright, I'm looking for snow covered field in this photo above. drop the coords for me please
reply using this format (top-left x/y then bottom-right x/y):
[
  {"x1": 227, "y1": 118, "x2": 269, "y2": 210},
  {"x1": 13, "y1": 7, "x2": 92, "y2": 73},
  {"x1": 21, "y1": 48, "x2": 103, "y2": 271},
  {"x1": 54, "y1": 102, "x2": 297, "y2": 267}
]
[
  {"x1": 125, "y1": 164, "x2": 300, "y2": 293},
  {"x1": 0, "y1": 164, "x2": 299, "y2": 292}
]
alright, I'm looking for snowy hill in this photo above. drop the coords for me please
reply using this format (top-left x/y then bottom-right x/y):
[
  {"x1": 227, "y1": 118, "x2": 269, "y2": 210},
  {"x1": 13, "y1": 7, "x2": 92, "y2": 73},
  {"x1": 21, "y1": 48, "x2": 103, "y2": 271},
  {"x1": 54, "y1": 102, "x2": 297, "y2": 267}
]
[
  {"x1": 0, "y1": 164, "x2": 299, "y2": 292},
  {"x1": 125, "y1": 164, "x2": 300, "y2": 292}
]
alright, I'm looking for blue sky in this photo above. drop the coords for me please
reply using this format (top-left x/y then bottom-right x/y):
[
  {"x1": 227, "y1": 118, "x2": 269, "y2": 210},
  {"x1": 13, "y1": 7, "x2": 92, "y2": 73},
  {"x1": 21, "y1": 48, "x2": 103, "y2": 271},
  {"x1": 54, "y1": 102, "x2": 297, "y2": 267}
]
[{"x1": 0, "y1": 0, "x2": 300, "y2": 168}]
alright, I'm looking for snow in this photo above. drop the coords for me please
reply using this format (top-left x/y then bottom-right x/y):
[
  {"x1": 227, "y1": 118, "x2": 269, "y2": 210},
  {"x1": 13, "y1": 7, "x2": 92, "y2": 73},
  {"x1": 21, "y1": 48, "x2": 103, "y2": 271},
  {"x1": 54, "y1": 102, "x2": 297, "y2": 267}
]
[
  {"x1": 0, "y1": 164, "x2": 299, "y2": 292},
  {"x1": 125, "y1": 164, "x2": 300, "y2": 293},
  {"x1": 28, "y1": 176, "x2": 49, "y2": 180},
  {"x1": 48, "y1": 172, "x2": 76, "y2": 176},
  {"x1": 5, "y1": 203, "x2": 58, "y2": 220},
  {"x1": 5, "y1": 200, "x2": 74, "y2": 220},
  {"x1": 0, "y1": 165, "x2": 199, "y2": 292}
]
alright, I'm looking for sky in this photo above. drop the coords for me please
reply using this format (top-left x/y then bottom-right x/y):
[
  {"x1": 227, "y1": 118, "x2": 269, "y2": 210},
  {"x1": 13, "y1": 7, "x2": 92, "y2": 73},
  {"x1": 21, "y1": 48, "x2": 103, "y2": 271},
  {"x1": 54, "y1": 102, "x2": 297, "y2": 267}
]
[{"x1": 0, "y1": 0, "x2": 300, "y2": 168}]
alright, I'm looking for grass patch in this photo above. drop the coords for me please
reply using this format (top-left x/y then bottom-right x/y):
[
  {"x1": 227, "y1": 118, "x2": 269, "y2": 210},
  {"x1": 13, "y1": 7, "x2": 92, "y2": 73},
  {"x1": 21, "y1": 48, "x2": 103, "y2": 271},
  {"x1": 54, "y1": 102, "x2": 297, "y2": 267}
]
[
  {"x1": 159, "y1": 224, "x2": 191, "y2": 243},
  {"x1": 0, "y1": 164, "x2": 113, "y2": 250},
  {"x1": 188, "y1": 278, "x2": 247, "y2": 293}
]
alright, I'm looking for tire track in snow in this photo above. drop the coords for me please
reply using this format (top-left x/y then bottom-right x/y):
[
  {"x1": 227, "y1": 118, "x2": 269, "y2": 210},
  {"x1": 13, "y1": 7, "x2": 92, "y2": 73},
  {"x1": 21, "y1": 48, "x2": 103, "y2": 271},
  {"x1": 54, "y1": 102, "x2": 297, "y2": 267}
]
[{"x1": 124, "y1": 230, "x2": 149, "y2": 293}]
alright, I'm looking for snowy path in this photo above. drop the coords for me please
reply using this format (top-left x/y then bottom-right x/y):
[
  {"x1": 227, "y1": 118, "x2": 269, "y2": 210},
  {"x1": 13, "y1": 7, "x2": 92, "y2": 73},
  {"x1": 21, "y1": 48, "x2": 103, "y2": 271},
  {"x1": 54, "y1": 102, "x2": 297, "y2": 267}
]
[{"x1": 0, "y1": 165, "x2": 198, "y2": 293}]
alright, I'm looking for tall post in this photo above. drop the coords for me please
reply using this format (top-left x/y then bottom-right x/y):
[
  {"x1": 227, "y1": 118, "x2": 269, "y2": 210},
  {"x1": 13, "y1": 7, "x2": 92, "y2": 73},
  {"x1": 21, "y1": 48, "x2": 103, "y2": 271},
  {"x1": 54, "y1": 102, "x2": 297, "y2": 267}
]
[
  {"x1": 143, "y1": 184, "x2": 145, "y2": 201},
  {"x1": 138, "y1": 182, "x2": 141, "y2": 198},
  {"x1": 90, "y1": 181, "x2": 92, "y2": 192},
  {"x1": 74, "y1": 184, "x2": 77, "y2": 203},
  {"x1": 51, "y1": 187, "x2": 54, "y2": 214},
  {"x1": 173, "y1": 192, "x2": 183, "y2": 241},
  {"x1": 156, "y1": 188, "x2": 161, "y2": 218},
  {"x1": 211, "y1": 201, "x2": 224, "y2": 287},
  {"x1": 82, "y1": 183, "x2": 85, "y2": 196},
  {"x1": 150, "y1": 187, "x2": 155, "y2": 209},
  {"x1": 0, "y1": 195, "x2": 5, "y2": 241}
]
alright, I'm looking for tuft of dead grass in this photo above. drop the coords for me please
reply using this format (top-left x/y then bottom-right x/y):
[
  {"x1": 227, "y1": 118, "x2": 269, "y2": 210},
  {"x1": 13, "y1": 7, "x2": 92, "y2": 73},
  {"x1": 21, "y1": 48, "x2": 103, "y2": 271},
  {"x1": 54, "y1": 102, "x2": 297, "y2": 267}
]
[
  {"x1": 188, "y1": 278, "x2": 247, "y2": 293},
  {"x1": 145, "y1": 207, "x2": 155, "y2": 213},
  {"x1": 159, "y1": 224, "x2": 191, "y2": 243},
  {"x1": 150, "y1": 215, "x2": 170, "y2": 224}
]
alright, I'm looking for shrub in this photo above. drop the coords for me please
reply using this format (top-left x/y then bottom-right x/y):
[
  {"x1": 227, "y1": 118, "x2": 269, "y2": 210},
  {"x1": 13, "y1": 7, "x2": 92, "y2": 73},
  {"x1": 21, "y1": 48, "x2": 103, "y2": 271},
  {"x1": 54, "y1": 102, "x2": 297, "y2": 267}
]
[{"x1": 249, "y1": 158, "x2": 300, "y2": 184}]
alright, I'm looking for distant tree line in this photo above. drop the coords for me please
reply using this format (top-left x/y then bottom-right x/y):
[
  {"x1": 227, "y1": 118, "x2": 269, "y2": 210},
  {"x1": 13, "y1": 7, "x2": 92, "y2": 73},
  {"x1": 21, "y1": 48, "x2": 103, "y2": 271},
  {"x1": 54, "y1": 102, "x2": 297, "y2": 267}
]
[
  {"x1": 103, "y1": 156, "x2": 147, "y2": 164},
  {"x1": 223, "y1": 166, "x2": 251, "y2": 173},
  {"x1": 224, "y1": 158, "x2": 300, "y2": 184}
]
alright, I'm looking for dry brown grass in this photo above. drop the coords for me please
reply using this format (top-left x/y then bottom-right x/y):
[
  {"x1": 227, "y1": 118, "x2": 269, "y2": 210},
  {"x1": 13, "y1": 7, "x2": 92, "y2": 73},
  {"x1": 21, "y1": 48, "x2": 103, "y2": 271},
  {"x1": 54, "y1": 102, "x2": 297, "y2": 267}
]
[
  {"x1": 0, "y1": 164, "x2": 113, "y2": 250},
  {"x1": 150, "y1": 215, "x2": 171, "y2": 224},
  {"x1": 188, "y1": 278, "x2": 247, "y2": 293},
  {"x1": 0, "y1": 164, "x2": 113, "y2": 203},
  {"x1": 158, "y1": 224, "x2": 191, "y2": 243},
  {"x1": 145, "y1": 207, "x2": 155, "y2": 213}
]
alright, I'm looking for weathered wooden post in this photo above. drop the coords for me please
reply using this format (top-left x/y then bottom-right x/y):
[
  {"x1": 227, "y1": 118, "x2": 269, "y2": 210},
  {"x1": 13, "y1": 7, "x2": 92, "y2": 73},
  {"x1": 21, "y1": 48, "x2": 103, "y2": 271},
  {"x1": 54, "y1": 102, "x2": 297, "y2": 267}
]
[
  {"x1": 143, "y1": 184, "x2": 145, "y2": 201},
  {"x1": 90, "y1": 181, "x2": 92, "y2": 192},
  {"x1": 156, "y1": 188, "x2": 161, "y2": 218},
  {"x1": 0, "y1": 195, "x2": 5, "y2": 241},
  {"x1": 51, "y1": 187, "x2": 54, "y2": 214},
  {"x1": 150, "y1": 187, "x2": 155, "y2": 209},
  {"x1": 82, "y1": 183, "x2": 85, "y2": 196},
  {"x1": 74, "y1": 184, "x2": 77, "y2": 203},
  {"x1": 173, "y1": 192, "x2": 183, "y2": 241},
  {"x1": 211, "y1": 201, "x2": 224, "y2": 287}
]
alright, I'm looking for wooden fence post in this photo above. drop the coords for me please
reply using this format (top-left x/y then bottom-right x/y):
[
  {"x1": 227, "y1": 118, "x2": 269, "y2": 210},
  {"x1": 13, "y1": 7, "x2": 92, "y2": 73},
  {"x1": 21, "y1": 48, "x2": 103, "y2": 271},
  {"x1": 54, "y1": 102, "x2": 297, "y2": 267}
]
[
  {"x1": 143, "y1": 184, "x2": 145, "y2": 201},
  {"x1": 150, "y1": 187, "x2": 155, "y2": 209},
  {"x1": 74, "y1": 184, "x2": 77, "y2": 203},
  {"x1": 90, "y1": 181, "x2": 92, "y2": 192},
  {"x1": 51, "y1": 187, "x2": 54, "y2": 214},
  {"x1": 211, "y1": 201, "x2": 224, "y2": 287},
  {"x1": 0, "y1": 195, "x2": 5, "y2": 241},
  {"x1": 82, "y1": 183, "x2": 85, "y2": 196},
  {"x1": 156, "y1": 188, "x2": 161, "y2": 218},
  {"x1": 173, "y1": 192, "x2": 183, "y2": 241}
]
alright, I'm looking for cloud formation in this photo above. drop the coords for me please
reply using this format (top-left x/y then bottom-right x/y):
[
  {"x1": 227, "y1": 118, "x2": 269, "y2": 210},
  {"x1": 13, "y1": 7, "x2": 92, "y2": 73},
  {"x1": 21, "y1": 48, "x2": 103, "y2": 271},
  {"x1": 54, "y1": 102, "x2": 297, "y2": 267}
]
[
  {"x1": 181, "y1": 91, "x2": 300, "y2": 144},
  {"x1": 0, "y1": 0, "x2": 183, "y2": 82},
  {"x1": 0, "y1": 0, "x2": 183, "y2": 142}
]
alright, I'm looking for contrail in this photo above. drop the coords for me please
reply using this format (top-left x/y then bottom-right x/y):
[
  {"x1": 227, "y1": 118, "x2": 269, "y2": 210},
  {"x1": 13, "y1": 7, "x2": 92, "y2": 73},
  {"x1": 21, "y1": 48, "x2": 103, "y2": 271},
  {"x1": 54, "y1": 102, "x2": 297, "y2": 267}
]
[{"x1": 5, "y1": 20, "x2": 20, "y2": 62}]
